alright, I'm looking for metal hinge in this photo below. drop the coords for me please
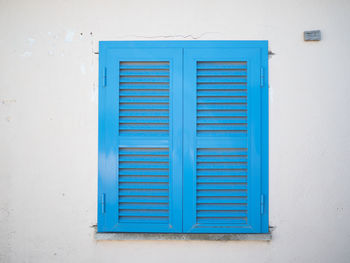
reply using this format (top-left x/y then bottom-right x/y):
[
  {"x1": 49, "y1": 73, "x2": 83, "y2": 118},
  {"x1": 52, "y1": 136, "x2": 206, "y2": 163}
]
[
  {"x1": 101, "y1": 193, "x2": 106, "y2": 214},
  {"x1": 260, "y1": 194, "x2": 264, "y2": 214},
  {"x1": 103, "y1": 67, "x2": 107, "y2": 87},
  {"x1": 260, "y1": 67, "x2": 264, "y2": 87}
]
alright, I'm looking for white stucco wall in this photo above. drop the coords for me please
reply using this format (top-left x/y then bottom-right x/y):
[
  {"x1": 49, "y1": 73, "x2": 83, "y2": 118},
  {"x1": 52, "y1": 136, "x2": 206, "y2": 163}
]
[{"x1": 1, "y1": 0, "x2": 350, "y2": 262}]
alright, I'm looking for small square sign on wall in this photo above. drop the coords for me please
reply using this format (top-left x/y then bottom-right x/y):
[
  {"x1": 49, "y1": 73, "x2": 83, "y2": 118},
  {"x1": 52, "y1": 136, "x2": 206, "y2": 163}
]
[{"x1": 304, "y1": 30, "x2": 321, "y2": 41}]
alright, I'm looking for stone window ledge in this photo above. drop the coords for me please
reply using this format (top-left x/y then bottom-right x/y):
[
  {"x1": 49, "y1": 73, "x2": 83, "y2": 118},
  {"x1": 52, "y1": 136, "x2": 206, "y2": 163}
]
[{"x1": 95, "y1": 232, "x2": 272, "y2": 241}]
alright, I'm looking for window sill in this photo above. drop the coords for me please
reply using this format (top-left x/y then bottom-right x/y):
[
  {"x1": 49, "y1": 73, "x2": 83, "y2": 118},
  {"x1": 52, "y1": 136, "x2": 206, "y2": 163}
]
[{"x1": 95, "y1": 232, "x2": 272, "y2": 241}]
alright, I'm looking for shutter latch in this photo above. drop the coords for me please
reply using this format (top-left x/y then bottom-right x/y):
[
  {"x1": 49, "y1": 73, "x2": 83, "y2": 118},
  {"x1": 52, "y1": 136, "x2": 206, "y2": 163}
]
[
  {"x1": 260, "y1": 67, "x2": 264, "y2": 87},
  {"x1": 101, "y1": 193, "x2": 106, "y2": 214},
  {"x1": 103, "y1": 67, "x2": 107, "y2": 87},
  {"x1": 260, "y1": 194, "x2": 264, "y2": 214}
]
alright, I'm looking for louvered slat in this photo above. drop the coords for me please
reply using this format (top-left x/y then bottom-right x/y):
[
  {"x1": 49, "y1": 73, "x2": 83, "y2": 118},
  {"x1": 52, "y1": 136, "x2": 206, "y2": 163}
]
[
  {"x1": 119, "y1": 61, "x2": 170, "y2": 136},
  {"x1": 196, "y1": 148, "x2": 248, "y2": 225},
  {"x1": 118, "y1": 147, "x2": 169, "y2": 224},
  {"x1": 196, "y1": 61, "x2": 248, "y2": 136}
]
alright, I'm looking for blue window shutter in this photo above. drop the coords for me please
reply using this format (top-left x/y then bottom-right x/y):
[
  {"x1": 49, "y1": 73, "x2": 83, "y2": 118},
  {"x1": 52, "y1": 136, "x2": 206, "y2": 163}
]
[
  {"x1": 98, "y1": 45, "x2": 183, "y2": 232},
  {"x1": 183, "y1": 47, "x2": 267, "y2": 233}
]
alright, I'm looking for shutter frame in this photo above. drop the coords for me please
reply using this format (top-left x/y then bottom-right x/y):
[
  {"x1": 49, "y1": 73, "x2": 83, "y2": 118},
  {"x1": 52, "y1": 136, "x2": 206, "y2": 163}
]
[{"x1": 98, "y1": 41, "x2": 268, "y2": 234}]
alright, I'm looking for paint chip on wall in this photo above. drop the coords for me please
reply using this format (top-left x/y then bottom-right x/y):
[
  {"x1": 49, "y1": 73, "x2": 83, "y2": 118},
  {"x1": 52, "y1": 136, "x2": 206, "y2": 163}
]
[
  {"x1": 27, "y1": 38, "x2": 36, "y2": 45},
  {"x1": 65, "y1": 31, "x2": 75, "y2": 42},
  {"x1": 80, "y1": 64, "x2": 87, "y2": 75},
  {"x1": 21, "y1": 51, "x2": 32, "y2": 57}
]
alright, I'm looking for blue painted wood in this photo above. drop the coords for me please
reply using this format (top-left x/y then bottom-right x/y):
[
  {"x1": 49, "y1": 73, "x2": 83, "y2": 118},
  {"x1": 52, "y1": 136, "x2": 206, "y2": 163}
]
[
  {"x1": 98, "y1": 43, "x2": 118, "y2": 232},
  {"x1": 183, "y1": 46, "x2": 265, "y2": 233},
  {"x1": 100, "y1": 41, "x2": 267, "y2": 49},
  {"x1": 98, "y1": 41, "x2": 268, "y2": 234},
  {"x1": 98, "y1": 47, "x2": 183, "y2": 233},
  {"x1": 261, "y1": 44, "x2": 269, "y2": 233}
]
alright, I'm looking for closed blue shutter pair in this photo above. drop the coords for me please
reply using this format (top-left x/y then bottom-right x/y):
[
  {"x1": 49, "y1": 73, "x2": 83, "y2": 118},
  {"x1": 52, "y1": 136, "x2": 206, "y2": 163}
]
[{"x1": 98, "y1": 41, "x2": 268, "y2": 233}]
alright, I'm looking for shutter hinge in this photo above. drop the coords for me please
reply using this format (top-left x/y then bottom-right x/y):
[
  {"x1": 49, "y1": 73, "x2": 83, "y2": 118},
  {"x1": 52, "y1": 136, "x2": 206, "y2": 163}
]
[
  {"x1": 101, "y1": 193, "x2": 106, "y2": 214},
  {"x1": 103, "y1": 67, "x2": 107, "y2": 87},
  {"x1": 260, "y1": 194, "x2": 264, "y2": 214},
  {"x1": 260, "y1": 67, "x2": 264, "y2": 87}
]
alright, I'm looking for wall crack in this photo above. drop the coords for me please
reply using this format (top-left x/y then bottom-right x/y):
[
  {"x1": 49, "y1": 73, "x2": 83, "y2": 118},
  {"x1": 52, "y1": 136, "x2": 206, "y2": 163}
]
[{"x1": 111, "y1": 32, "x2": 220, "y2": 40}]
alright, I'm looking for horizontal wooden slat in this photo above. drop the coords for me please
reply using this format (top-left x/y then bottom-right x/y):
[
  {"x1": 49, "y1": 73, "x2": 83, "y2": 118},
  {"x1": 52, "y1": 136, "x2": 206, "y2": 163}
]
[
  {"x1": 119, "y1": 156, "x2": 169, "y2": 162},
  {"x1": 118, "y1": 146, "x2": 170, "y2": 224},
  {"x1": 119, "y1": 170, "x2": 169, "y2": 176},
  {"x1": 197, "y1": 91, "x2": 247, "y2": 96},
  {"x1": 196, "y1": 129, "x2": 249, "y2": 227},
  {"x1": 196, "y1": 61, "x2": 249, "y2": 137},
  {"x1": 197, "y1": 184, "x2": 247, "y2": 190},
  {"x1": 120, "y1": 96, "x2": 169, "y2": 103},
  {"x1": 197, "y1": 125, "x2": 247, "y2": 131},
  {"x1": 197, "y1": 177, "x2": 247, "y2": 183},
  {"x1": 196, "y1": 190, "x2": 247, "y2": 197},
  {"x1": 197, "y1": 84, "x2": 247, "y2": 90},
  {"x1": 120, "y1": 126, "x2": 169, "y2": 131},
  {"x1": 197, "y1": 148, "x2": 247, "y2": 155},
  {"x1": 120, "y1": 104, "x2": 169, "y2": 110},
  {"x1": 197, "y1": 111, "x2": 247, "y2": 117},
  {"x1": 197, "y1": 197, "x2": 247, "y2": 204},
  {"x1": 197, "y1": 170, "x2": 247, "y2": 176},
  {"x1": 119, "y1": 210, "x2": 169, "y2": 217},
  {"x1": 119, "y1": 203, "x2": 169, "y2": 210},
  {"x1": 197, "y1": 163, "x2": 248, "y2": 169},
  {"x1": 119, "y1": 197, "x2": 169, "y2": 203},
  {"x1": 197, "y1": 204, "x2": 248, "y2": 210},
  {"x1": 119, "y1": 162, "x2": 169, "y2": 169},
  {"x1": 119, "y1": 117, "x2": 169, "y2": 124},
  {"x1": 119, "y1": 148, "x2": 168, "y2": 154},
  {"x1": 119, "y1": 217, "x2": 169, "y2": 223},
  {"x1": 120, "y1": 84, "x2": 169, "y2": 89},
  {"x1": 119, "y1": 189, "x2": 169, "y2": 196},
  {"x1": 197, "y1": 97, "x2": 247, "y2": 103},
  {"x1": 120, "y1": 70, "x2": 169, "y2": 76},
  {"x1": 120, "y1": 90, "x2": 170, "y2": 96},
  {"x1": 197, "y1": 157, "x2": 247, "y2": 162},
  {"x1": 197, "y1": 79, "x2": 247, "y2": 84},
  {"x1": 197, "y1": 118, "x2": 247, "y2": 124},
  {"x1": 120, "y1": 111, "x2": 169, "y2": 117},
  {"x1": 119, "y1": 177, "x2": 168, "y2": 183},
  {"x1": 119, "y1": 183, "x2": 169, "y2": 190},
  {"x1": 197, "y1": 70, "x2": 247, "y2": 76},
  {"x1": 196, "y1": 218, "x2": 247, "y2": 224},
  {"x1": 197, "y1": 211, "x2": 247, "y2": 217},
  {"x1": 120, "y1": 77, "x2": 169, "y2": 83},
  {"x1": 197, "y1": 62, "x2": 247, "y2": 70},
  {"x1": 120, "y1": 61, "x2": 169, "y2": 70},
  {"x1": 119, "y1": 61, "x2": 170, "y2": 137}
]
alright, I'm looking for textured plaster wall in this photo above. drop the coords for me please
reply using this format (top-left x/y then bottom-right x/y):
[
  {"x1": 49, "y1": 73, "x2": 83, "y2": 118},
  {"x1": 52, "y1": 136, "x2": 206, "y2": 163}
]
[{"x1": 1, "y1": 0, "x2": 350, "y2": 262}]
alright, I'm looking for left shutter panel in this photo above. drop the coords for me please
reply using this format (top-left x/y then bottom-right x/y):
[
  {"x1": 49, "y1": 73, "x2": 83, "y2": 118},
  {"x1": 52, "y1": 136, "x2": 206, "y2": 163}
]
[{"x1": 98, "y1": 46, "x2": 183, "y2": 233}]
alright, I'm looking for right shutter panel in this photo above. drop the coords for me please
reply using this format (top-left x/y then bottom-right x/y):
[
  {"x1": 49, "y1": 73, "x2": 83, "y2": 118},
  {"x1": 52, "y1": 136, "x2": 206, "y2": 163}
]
[{"x1": 183, "y1": 48, "x2": 263, "y2": 233}]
